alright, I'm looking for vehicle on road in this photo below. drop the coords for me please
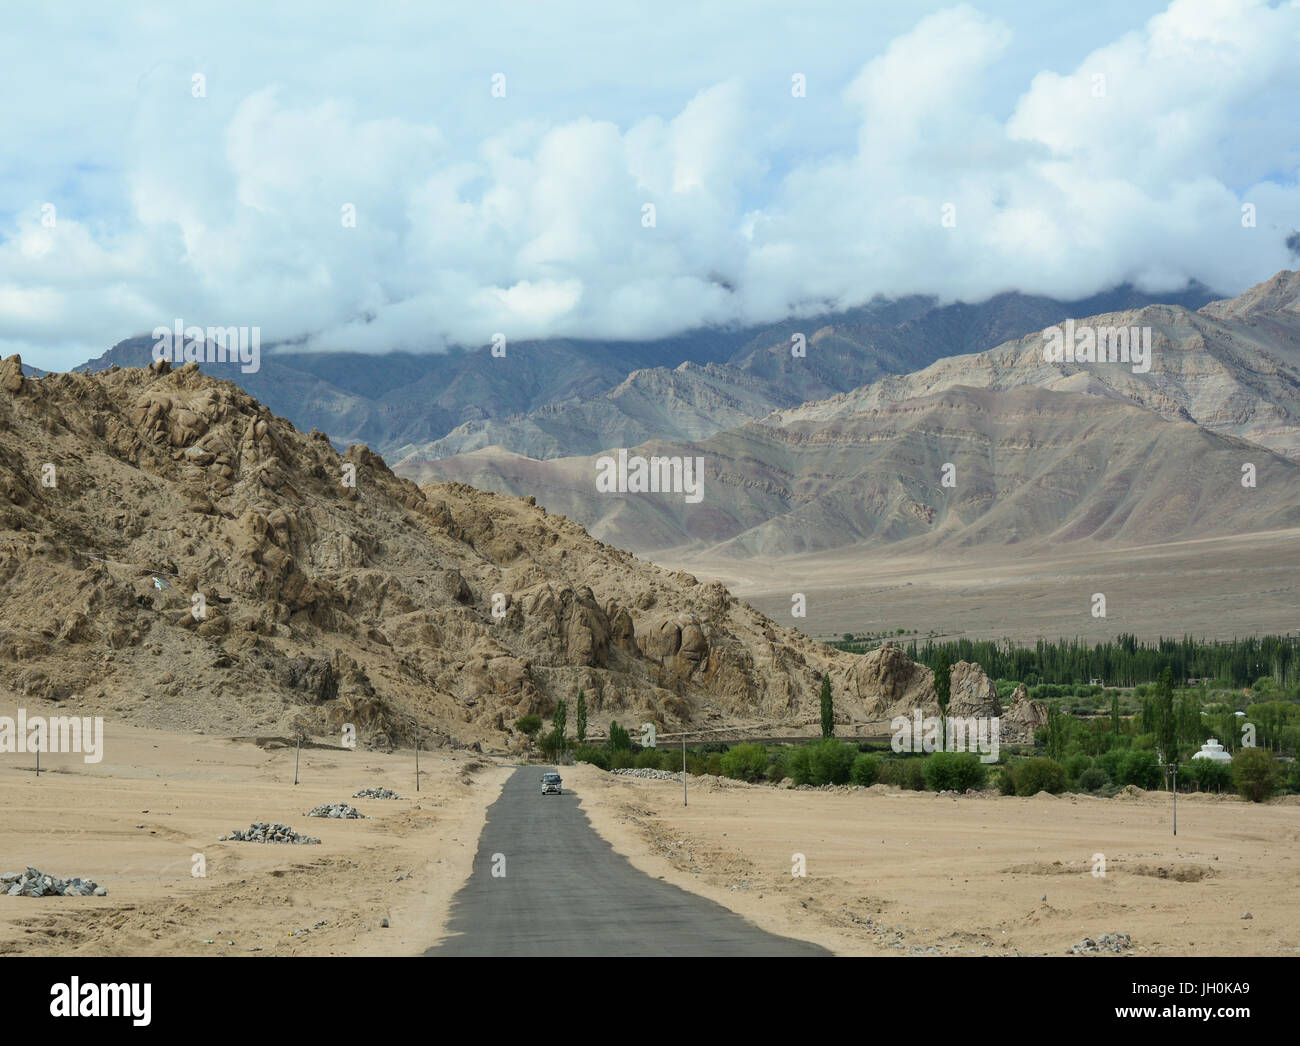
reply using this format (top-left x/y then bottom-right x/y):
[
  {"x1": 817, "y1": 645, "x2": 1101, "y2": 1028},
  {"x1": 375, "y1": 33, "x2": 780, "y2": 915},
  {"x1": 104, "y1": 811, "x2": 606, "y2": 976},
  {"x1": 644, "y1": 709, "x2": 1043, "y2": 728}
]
[{"x1": 541, "y1": 772, "x2": 563, "y2": 796}]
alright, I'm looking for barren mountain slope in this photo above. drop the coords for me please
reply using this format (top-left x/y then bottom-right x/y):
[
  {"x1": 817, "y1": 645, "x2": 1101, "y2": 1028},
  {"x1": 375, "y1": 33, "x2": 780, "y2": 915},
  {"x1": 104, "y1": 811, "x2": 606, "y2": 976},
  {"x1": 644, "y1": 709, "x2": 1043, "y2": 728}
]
[
  {"x1": 0, "y1": 356, "x2": 967, "y2": 749},
  {"x1": 768, "y1": 271, "x2": 1300, "y2": 461},
  {"x1": 408, "y1": 384, "x2": 1300, "y2": 557},
  {"x1": 396, "y1": 284, "x2": 1218, "y2": 464}
]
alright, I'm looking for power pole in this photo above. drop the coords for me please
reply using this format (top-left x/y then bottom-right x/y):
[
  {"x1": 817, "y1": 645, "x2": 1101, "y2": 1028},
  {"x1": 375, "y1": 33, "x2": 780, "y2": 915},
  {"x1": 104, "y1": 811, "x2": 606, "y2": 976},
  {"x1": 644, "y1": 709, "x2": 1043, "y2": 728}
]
[
  {"x1": 1167, "y1": 762, "x2": 1178, "y2": 835},
  {"x1": 682, "y1": 737, "x2": 687, "y2": 807},
  {"x1": 294, "y1": 731, "x2": 301, "y2": 785}
]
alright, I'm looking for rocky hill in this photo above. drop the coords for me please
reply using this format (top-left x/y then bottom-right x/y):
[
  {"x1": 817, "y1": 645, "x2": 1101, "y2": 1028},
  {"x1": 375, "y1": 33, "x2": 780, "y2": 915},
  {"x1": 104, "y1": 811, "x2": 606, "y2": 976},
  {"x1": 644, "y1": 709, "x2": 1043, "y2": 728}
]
[{"x1": 0, "y1": 356, "x2": 976, "y2": 750}]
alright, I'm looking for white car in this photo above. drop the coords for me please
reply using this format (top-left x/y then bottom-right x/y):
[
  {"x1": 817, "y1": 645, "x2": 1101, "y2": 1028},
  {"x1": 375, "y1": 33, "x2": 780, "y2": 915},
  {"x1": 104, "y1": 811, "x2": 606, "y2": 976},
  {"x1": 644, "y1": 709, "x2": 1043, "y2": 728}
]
[{"x1": 540, "y1": 772, "x2": 563, "y2": 795}]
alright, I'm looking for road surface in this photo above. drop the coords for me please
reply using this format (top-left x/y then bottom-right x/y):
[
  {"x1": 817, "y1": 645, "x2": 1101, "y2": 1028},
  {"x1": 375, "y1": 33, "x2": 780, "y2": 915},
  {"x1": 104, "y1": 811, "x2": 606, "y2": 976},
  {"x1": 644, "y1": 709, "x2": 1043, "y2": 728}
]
[{"x1": 427, "y1": 766, "x2": 829, "y2": 956}]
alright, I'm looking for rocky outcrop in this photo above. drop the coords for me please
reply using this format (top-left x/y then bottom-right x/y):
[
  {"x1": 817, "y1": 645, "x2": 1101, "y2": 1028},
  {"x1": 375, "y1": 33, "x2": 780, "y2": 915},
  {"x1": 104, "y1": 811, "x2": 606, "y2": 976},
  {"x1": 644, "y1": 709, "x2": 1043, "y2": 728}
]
[{"x1": 1002, "y1": 684, "x2": 1049, "y2": 743}]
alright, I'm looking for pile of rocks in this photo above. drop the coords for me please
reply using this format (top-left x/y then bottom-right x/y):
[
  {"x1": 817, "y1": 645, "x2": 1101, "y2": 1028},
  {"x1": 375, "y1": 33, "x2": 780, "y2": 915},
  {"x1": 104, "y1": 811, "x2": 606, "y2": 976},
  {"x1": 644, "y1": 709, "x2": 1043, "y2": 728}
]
[
  {"x1": 613, "y1": 768, "x2": 681, "y2": 781},
  {"x1": 1067, "y1": 933, "x2": 1133, "y2": 955},
  {"x1": 3, "y1": 868, "x2": 107, "y2": 897},
  {"x1": 306, "y1": 803, "x2": 367, "y2": 819},
  {"x1": 352, "y1": 787, "x2": 403, "y2": 799},
  {"x1": 220, "y1": 823, "x2": 321, "y2": 844}
]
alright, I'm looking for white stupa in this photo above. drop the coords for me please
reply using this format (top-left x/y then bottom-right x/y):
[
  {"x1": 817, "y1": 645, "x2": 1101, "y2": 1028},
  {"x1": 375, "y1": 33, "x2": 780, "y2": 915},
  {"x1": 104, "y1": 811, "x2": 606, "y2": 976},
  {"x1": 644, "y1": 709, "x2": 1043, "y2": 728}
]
[{"x1": 1192, "y1": 738, "x2": 1232, "y2": 762}]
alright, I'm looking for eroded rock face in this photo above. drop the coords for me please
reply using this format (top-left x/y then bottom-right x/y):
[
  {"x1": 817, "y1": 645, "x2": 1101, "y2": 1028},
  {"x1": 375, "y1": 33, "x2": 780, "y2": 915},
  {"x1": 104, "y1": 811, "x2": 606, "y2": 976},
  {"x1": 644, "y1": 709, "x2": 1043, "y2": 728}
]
[
  {"x1": 847, "y1": 642, "x2": 933, "y2": 716},
  {"x1": 1002, "y1": 683, "x2": 1049, "y2": 743},
  {"x1": 1, "y1": 355, "x2": 25, "y2": 395},
  {"x1": 842, "y1": 644, "x2": 1002, "y2": 724},
  {"x1": 948, "y1": 660, "x2": 1002, "y2": 719}
]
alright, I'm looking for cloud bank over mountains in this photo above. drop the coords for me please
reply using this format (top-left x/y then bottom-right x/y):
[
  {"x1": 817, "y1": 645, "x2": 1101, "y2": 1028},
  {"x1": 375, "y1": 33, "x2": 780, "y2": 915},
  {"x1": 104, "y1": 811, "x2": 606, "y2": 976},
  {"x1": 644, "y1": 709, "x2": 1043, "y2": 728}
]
[{"x1": 3, "y1": 0, "x2": 1299, "y2": 370}]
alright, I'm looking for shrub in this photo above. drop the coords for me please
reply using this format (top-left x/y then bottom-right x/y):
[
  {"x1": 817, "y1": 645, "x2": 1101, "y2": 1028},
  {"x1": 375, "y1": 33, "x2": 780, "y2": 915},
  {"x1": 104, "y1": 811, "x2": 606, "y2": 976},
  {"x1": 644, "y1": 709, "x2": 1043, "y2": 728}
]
[
  {"x1": 1233, "y1": 748, "x2": 1281, "y2": 803},
  {"x1": 537, "y1": 730, "x2": 571, "y2": 762},
  {"x1": 880, "y1": 757, "x2": 927, "y2": 791},
  {"x1": 785, "y1": 747, "x2": 812, "y2": 785},
  {"x1": 1119, "y1": 749, "x2": 1162, "y2": 790},
  {"x1": 766, "y1": 749, "x2": 790, "y2": 782},
  {"x1": 634, "y1": 748, "x2": 664, "y2": 770},
  {"x1": 1094, "y1": 748, "x2": 1125, "y2": 781},
  {"x1": 608, "y1": 749, "x2": 637, "y2": 770},
  {"x1": 1064, "y1": 753, "x2": 1093, "y2": 783},
  {"x1": 514, "y1": 714, "x2": 543, "y2": 737},
  {"x1": 923, "y1": 751, "x2": 989, "y2": 792},
  {"x1": 807, "y1": 738, "x2": 856, "y2": 785},
  {"x1": 704, "y1": 753, "x2": 723, "y2": 776},
  {"x1": 1014, "y1": 757, "x2": 1067, "y2": 796},
  {"x1": 573, "y1": 744, "x2": 610, "y2": 770},
  {"x1": 720, "y1": 743, "x2": 770, "y2": 783},
  {"x1": 997, "y1": 761, "x2": 1017, "y2": 795},
  {"x1": 658, "y1": 749, "x2": 682, "y2": 772},
  {"x1": 850, "y1": 753, "x2": 880, "y2": 787},
  {"x1": 1184, "y1": 757, "x2": 1232, "y2": 793},
  {"x1": 1077, "y1": 766, "x2": 1107, "y2": 792}
]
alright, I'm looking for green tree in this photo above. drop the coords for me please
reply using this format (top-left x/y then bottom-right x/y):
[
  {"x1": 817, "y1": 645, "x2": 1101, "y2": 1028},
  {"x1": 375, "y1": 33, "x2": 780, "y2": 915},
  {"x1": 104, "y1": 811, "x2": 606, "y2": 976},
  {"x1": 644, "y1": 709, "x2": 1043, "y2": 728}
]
[
  {"x1": 514, "y1": 713, "x2": 542, "y2": 738},
  {"x1": 575, "y1": 690, "x2": 587, "y2": 744},
  {"x1": 1155, "y1": 667, "x2": 1177, "y2": 767},
  {"x1": 552, "y1": 699, "x2": 567, "y2": 740},
  {"x1": 1110, "y1": 692, "x2": 1121, "y2": 737},
  {"x1": 1232, "y1": 747, "x2": 1280, "y2": 803},
  {"x1": 607, "y1": 720, "x2": 632, "y2": 752},
  {"x1": 807, "y1": 738, "x2": 855, "y2": 785},
  {"x1": 819, "y1": 674, "x2": 834, "y2": 739},
  {"x1": 934, "y1": 651, "x2": 951, "y2": 746},
  {"x1": 720, "y1": 744, "x2": 769, "y2": 783},
  {"x1": 850, "y1": 753, "x2": 880, "y2": 786},
  {"x1": 1046, "y1": 703, "x2": 1068, "y2": 761}
]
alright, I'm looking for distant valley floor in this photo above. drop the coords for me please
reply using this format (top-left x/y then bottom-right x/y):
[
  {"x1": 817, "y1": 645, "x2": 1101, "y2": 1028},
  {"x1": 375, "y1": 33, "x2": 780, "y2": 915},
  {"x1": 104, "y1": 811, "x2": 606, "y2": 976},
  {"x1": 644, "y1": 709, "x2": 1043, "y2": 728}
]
[{"x1": 655, "y1": 528, "x2": 1300, "y2": 644}]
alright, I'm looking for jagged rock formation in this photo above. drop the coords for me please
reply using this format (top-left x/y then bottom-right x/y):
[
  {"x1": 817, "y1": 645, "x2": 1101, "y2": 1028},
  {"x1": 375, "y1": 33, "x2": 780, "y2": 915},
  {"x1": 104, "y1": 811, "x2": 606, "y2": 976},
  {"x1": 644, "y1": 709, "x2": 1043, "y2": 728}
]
[{"x1": 1001, "y1": 684, "x2": 1050, "y2": 744}]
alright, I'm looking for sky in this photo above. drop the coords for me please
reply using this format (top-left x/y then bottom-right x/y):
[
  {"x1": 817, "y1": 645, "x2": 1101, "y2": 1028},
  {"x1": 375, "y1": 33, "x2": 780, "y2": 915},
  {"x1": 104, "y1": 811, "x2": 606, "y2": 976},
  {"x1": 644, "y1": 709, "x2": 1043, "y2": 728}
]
[{"x1": 2, "y1": 0, "x2": 1299, "y2": 372}]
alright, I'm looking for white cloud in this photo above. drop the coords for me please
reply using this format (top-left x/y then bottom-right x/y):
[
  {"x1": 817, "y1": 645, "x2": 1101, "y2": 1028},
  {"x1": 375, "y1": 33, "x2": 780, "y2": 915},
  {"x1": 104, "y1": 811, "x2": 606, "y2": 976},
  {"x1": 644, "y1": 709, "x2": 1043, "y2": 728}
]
[{"x1": 1, "y1": 0, "x2": 1298, "y2": 371}]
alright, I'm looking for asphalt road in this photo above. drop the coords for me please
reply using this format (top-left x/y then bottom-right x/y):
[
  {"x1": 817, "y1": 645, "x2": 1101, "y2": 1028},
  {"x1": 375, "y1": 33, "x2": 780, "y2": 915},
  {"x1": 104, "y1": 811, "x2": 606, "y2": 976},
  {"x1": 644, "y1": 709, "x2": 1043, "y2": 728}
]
[{"x1": 427, "y1": 766, "x2": 829, "y2": 956}]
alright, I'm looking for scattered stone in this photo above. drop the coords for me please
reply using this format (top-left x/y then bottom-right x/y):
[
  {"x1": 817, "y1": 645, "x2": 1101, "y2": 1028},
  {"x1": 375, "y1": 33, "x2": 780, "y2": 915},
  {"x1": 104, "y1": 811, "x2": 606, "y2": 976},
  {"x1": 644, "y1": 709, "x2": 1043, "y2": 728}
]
[
  {"x1": 1067, "y1": 932, "x2": 1133, "y2": 955},
  {"x1": 612, "y1": 768, "x2": 682, "y2": 781},
  {"x1": 222, "y1": 822, "x2": 321, "y2": 844},
  {"x1": 2, "y1": 867, "x2": 106, "y2": 897},
  {"x1": 1241, "y1": 912, "x2": 1253, "y2": 920},
  {"x1": 306, "y1": 802, "x2": 367, "y2": 819},
  {"x1": 352, "y1": 787, "x2": 404, "y2": 800}
]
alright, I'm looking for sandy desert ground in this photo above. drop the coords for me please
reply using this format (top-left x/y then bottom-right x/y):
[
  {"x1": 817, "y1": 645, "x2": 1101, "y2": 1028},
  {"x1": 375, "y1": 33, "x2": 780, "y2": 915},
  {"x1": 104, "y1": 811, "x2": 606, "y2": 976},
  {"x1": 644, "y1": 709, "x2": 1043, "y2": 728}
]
[
  {"x1": 5, "y1": 701, "x2": 1298, "y2": 958},
  {"x1": 662, "y1": 529, "x2": 1300, "y2": 644},
  {"x1": 0, "y1": 697, "x2": 510, "y2": 956},
  {"x1": 568, "y1": 765, "x2": 1300, "y2": 957}
]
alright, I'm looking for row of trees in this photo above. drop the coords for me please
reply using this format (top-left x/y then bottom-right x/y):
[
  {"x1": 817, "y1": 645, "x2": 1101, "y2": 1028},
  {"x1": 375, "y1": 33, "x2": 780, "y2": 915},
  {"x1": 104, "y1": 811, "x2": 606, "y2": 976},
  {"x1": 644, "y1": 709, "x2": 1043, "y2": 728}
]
[{"x1": 829, "y1": 633, "x2": 1300, "y2": 689}]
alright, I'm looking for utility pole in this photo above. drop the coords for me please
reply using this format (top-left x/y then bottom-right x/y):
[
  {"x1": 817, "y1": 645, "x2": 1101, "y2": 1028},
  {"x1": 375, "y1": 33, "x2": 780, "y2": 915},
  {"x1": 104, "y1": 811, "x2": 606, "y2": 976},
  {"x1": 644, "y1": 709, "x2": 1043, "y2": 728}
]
[
  {"x1": 682, "y1": 736, "x2": 687, "y2": 807},
  {"x1": 415, "y1": 727, "x2": 421, "y2": 793},
  {"x1": 294, "y1": 731, "x2": 302, "y2": 785},
  {"x1": 1167, "y1": 762, "x2": 1178, "y2": 836}
]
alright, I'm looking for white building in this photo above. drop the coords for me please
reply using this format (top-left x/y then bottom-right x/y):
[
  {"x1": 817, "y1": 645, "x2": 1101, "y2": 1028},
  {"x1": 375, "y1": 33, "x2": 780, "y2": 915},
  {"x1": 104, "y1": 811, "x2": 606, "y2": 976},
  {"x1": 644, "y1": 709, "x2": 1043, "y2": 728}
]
[{"x1": 1191, "y1": 738, "x2": 1232, "y2": 762}]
